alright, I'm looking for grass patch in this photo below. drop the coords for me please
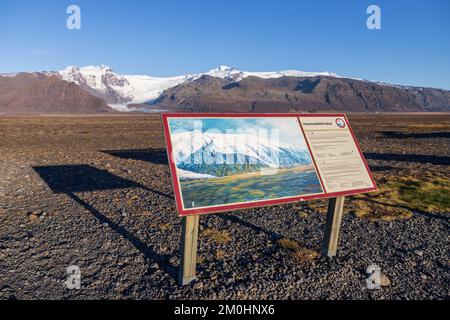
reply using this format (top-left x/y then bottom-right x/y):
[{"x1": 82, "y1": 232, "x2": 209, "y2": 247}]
[
  {"x1": 201, "y1": 228, "x2": 231, "y2": 244},
  {"x1": 386, "y1": 177, "x2": 450, "y2": 212},
  {"x1": 301, "y1": 199, "x2": 328, "y2": 215},
  {"x1": 276, "y1": 238, "x2": 318, "y2": 265},
  {"x1": 157, "y1": 223, "x2": 172, "y2": 231},
  {"x1": 351, "y1": 174, "x2": 450, "y2": 221},
  {"x1": 215, "y1": 249, "x2": 227, "y2": 260},
  {"x1": 292, "y1": 248, "x2": 319, "y2": 263},
  {"x1": 196, "y1": 255, "x2": 204, "y2": 264},
  {"x1": 351, "y1": 199, "x2": 412, "y2": 221},
  {"x1": 277, "y1": 238, "x2": 300, "y2": 251}
]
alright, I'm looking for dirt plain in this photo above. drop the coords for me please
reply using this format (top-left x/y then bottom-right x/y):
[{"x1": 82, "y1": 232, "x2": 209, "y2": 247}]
[{"x1": 0, "y1": 113, "x2": 448, "y2": 300}]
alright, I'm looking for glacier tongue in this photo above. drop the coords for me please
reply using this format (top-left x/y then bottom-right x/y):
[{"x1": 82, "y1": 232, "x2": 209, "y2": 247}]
[{"x1": 172, "y1": 130, "x2": 312, "y2": 177}]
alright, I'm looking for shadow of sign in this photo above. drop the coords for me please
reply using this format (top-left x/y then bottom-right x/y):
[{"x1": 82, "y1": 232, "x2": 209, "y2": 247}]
[
  {"x1": 101, "y1": 148, "x2": 168, "y2": 165},
  {"x1": 33, "y1": 164, "x2": 143, "y2": 193},
  {"x1": 33, "y1": 164, "x2": 178, "y2": 282}
]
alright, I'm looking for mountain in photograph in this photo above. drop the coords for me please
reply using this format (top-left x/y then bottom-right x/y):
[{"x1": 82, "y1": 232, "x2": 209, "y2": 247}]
[
  {"x1": 172, "y1": 130, "x2": 313, "y2": 179},
  {"x1": 1, "y1": 65, "x2": 449, "y2": 114}
]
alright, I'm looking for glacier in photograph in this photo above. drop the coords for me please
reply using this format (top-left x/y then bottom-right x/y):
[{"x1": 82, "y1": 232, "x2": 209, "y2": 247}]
[{"x1": 171, "y1": 130, "x2": 313, "y2": 179}]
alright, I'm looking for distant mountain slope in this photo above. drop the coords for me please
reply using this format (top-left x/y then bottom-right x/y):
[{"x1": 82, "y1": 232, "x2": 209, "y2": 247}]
[
  {"x1": 0, "y1": 73, "x2": 112, "y2": 114},
  {"x1": 153, "y1": 75, "x2": 450, "y2": 113}
]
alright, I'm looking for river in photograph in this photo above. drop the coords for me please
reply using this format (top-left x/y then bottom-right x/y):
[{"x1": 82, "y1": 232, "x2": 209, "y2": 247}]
[{"x1": 179, "y1": 166, "x2": 323, "y2": 209}]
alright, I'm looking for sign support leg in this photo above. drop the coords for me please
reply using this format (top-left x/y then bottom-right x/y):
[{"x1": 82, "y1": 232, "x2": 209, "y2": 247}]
[
  {"x1": 321, "y1": 196, "x2": 345, "y2": 257},
  {"x1": 179, "y1": 215, "x2": 199, "y2": 285}
]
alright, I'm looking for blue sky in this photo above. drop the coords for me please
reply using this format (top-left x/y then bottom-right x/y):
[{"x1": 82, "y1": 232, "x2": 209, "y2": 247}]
[
  {"x1": 168, "y1": 117, "x2": 306, "y2": 146},
  {"x1": 1, "y1": 0, "x2": 449, "y2": 89}
]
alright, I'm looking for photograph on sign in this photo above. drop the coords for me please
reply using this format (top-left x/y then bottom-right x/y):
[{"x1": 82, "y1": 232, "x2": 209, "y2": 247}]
[
  {"x1": 163, "y1": 114, "x2": 378, "y2": 216},
  {"x1": 165, "y1": 116, "x2": 324, "y2": 213}
]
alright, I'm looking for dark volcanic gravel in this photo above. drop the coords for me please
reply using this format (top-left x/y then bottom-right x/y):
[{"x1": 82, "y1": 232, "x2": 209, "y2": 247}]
[{"x1": 0, "y1": 114, "x2": 448, "y2": 300}]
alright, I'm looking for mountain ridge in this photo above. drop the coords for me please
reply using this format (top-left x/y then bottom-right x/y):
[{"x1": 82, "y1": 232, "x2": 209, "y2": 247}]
[
  {"x1": 1, "y1": 65, "x2": 449, "y2": 114},
  {"x1": 154, "y1": 74, "x2": 450, "y2": 113}
]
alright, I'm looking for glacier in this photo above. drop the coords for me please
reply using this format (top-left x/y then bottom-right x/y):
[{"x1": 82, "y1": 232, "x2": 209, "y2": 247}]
[{"x1": 172, "y1": 130, "x2": 313, "y2": 178}]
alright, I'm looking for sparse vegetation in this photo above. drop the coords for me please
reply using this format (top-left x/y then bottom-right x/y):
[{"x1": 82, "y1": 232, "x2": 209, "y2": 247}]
[
  {"x1": 196, "y1": 255, "x2": 204, "y2": 264},
  {"x1": 386, "y1": 176, "x2": 450, "y2": 212},
  {"x1": 157, "y1": 223, "x2": 172, "y2": 231},
  {"x1": 201, "y1": 228, "x2": 231, "y2": 244},
  {"x1": 351, "y1": 174, "x2": 450, "y2": 221},
  {"x1": 277, "y1": 238, "x2": 300, "y2": 251},
  {"x1": 277, "y1": 238, "x2": 319, "y2": 265},
  {"x1": 351, "y1": 198, "x2": 412, "y2": 221},
  {"x1": 303, "y1": 199, "x2": 327, "y2": 214},
  {"x1": 215, "y1": 249, "x2": 227, "y2": 260},
  {"x1": 291, "y1": 248, "x2": 319, "y2": 264}
]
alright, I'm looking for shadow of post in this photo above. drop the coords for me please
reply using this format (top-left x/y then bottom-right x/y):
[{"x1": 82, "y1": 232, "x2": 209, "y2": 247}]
[{"x1": 33, "y1": 164, "x2": 178, "y2": 281}]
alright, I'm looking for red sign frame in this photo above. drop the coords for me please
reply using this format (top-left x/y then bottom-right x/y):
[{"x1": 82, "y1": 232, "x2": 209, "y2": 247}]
[{"x1": 162, "y1": 113, "x2": 378, "y2": 216}]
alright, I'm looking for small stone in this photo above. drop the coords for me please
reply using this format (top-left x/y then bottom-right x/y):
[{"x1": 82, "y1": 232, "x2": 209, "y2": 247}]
[
  {"x1": 150, "y1": 262, "x2": 159, "y2": 269},
  {"x1": 380, "y1": 274, "x2": 391, "y2": 287},
  {"x1": 169, "y1": 256, "x2": 178, "y2": 264},
  {"x1": 415, "y1": 250, "x2": 424, "y2": 257},
  {"x1": 421, "y1": 274, "x2": 427, "y2": 280},
  {"x1": 193, "y1": 282, "x2": 203, "y2": 290}
]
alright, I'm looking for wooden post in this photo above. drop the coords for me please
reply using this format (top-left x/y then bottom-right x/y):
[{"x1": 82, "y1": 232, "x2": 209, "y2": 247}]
[
  {"x1": 179, "y1": 215, "x2": 200, "y2": 285},
  {"x1": 321, "y1": 196, "x2": 345, "y2": 257}
]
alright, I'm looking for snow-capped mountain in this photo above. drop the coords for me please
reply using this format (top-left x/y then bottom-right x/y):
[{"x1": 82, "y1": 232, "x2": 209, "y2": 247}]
[
  {"x1": 59, "y1": 65, "x2": 194, "y2": 110},
  {"x1": 59, "y1": 65, "x2": 132, "y2": 106},
  {"x1": 205, "y1": 65, "x2": 338, "y2": 82},
  {"x1": 56, "y1": 65, "x2": 341, "y2": 111},
  {"x1": 172, "y1": 130, "x2": 312, "y2": 179}
]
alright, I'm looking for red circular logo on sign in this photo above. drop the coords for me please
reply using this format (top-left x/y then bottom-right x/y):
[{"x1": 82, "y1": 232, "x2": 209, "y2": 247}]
[{"x1": 335, "y1": 118, "x2": 346, "y2": 128}]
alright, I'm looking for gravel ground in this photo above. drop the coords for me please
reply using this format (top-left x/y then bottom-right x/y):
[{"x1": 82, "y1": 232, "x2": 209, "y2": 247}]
[{"x1": 0, "y1": 114, "x2": 448, "y2": 300}]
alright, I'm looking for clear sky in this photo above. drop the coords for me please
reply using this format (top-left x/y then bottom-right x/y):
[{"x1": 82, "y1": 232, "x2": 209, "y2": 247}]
[
  {"x1": 169, "y1": 117, "x2": 307, "y2": 147},
  {"x1": 1, "y1": 0, "x2": 449, "y2": 89}
]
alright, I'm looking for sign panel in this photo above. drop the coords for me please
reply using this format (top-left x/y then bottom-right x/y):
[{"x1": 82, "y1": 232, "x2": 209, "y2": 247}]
[{"x1": 162, "y1": 113, "x2": 377, "y2": 216}]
